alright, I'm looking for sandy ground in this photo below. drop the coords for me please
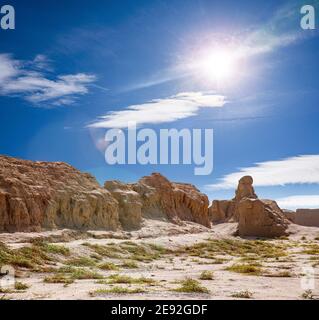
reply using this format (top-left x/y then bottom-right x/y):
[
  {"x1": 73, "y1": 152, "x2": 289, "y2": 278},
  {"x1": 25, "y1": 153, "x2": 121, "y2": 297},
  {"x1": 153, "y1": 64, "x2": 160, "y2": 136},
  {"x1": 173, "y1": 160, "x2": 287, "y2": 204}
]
[{"x1": 1, "y1": 219, "x2": 319, "y2": 300}]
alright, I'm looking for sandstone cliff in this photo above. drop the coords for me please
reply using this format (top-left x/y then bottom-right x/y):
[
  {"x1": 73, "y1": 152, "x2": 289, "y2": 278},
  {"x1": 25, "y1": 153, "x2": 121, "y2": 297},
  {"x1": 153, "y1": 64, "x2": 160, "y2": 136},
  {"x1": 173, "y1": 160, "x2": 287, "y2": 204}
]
[
  {"x1": 105, "y1": 173, "x2": 211, "y2": 229},
  {"x1": 0, "y1": 156, "x2": 211, "y2": 232},
  {"x1": 209, "y1": 200, "x2": 231, "y2": 223},
  {"x1": 0, "y1": 155, "x2": 119, "y2": 232},
  {"x1": 104, "y1": 180, "x2": 142, "y2": 230},
  {"x1": 0, "y1": 155, "x2": 292, "y2": 237},
  {"x1": 295, "y1": 209, "x2": 319, "y2": 227}
]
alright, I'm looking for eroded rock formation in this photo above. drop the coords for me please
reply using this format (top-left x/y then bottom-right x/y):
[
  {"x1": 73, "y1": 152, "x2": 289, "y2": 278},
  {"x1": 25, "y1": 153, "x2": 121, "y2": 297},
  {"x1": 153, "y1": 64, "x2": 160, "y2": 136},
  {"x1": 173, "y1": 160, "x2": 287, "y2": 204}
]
[
  {"x1": 0, "y1": 156, "x2": 211, "y2": 232},
  {"x1": 134, "y1": 173, "x2": 211, "y2": 228},
  {"x1": 209, "y1": 176, "x2": 258, "y2": 223},
  {"x1": 104, "y1": 180, "x2": 142, "y2": 230},
  {"x1": 0, "y1": 155, "x2": 119, "y2": 232},
  {"x1": 209, "y1": 175, "x2": 289, "y2": 237},
  {"x1": 238, "y1": 198, "x2": 289, "y2": 237},
  {"x1": 235, "y1": 176, "x2": 257, "y2": 201},
  {"x1": 282, "y1": 209, "x2": 296, "y2": 223},
  {"x1": 209, "y1": 200, "x2": 231, "y2": 223},
  {"x1": 295, "y1": 209, "x2": 319, "y2": 227},
  {"x1": 105, "y1": 173, "x2": 211, "y2": 228},
  {"x1": 0, "y1": 155, "x2": 292, "y2": 237},
  {"x1": 235, "y1": 177, "x2": 289, "y2": 237}
]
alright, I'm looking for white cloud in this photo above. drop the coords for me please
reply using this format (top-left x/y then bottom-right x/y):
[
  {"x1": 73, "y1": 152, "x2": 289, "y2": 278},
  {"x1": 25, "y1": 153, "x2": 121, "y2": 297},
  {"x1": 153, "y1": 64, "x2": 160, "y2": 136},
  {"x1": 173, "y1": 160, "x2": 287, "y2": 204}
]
[
  {"x1": 0, "y1": 54, "x2": 96, "y2": 106},
  {"x1": 0, "y1": 54, "x2": 19, "y2": 82},
  {"x1": 276, "y1": 195, "x2": 319, "y2": 210},
  {"x1": 88, "y1": 91, "x2": 226, "y2": 128},
  {"x1": 207, "y1": 155, "x2": 319, "y2": 190}
]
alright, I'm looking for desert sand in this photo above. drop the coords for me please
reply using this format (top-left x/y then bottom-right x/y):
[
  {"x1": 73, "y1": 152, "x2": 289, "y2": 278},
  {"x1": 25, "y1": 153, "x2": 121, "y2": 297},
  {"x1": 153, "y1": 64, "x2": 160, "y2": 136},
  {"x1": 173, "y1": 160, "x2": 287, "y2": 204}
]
[{"x1": 1, "y1": 219, "x2": 318, "y2": 300}]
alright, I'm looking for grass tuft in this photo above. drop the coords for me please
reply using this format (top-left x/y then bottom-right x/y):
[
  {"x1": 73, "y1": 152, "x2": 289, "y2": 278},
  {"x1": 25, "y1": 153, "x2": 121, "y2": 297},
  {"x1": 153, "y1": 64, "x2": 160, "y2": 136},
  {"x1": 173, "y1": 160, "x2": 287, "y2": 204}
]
[
  {"x1": 173, "y1": 278, "x2": 209, "y2": 294},
  {"x1": 231, "y1": 290, "x2": 253, "y2": 299},
  {"x1": 66, "y1": 257, "x2": 97, "y2": 267},
  {"x1": 14, "y1": 281, "x2": 30, "y2": 290},
  {"x1": 199, "y1": 271, "x2": 214, "y2": 280},
  {"x1": 90, "y1": 286, "x2": 145, "y2": 296},
  {"x1": 225, "y1": 263, "x2": 262, "y2": 275},
  {"x1": 105, "y1": 274, "x2": 155, "y2": 285},
  {"x1": 44, "y1": 274, "x2": 74, "y2": 285},
  {"x1": 121, "y1": 260, "x2": 139, "y2": 269},
  {"x1": 265, "y1": 271, "x2": 292, "y2": 278},
  {"x1": 98, "y1": 262, "x2": 119, "y2": 271}
]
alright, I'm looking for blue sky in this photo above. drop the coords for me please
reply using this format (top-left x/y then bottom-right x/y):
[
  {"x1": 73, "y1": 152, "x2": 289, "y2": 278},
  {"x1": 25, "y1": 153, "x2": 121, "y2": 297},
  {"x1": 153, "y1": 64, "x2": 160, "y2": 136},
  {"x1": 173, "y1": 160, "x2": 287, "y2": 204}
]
[{"x1": 1, "y1": 0, "x2": 319, "y2": 209}]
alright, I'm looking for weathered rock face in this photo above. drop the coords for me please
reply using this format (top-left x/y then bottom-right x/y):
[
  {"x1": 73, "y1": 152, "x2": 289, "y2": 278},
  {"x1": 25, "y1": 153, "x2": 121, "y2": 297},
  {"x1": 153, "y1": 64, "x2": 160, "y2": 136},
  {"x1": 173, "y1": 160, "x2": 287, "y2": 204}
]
[
  {"x1": 208, "y1": 176, "x2": 258, "y2": 223},
  {"x1": 0, "y1": 156, "x2": 212, "y2": 232},
  {"x1": 295, "y1": 209, "x2": 319, "y2": 227},
  {"x1": 104, "y1": 181, "x2": 142, "y2": 230},
  {"x1": 132, "y1": 173, "x2": 211, "y2": 228},
  {"x1": 230, "y1": 175, "x2": 258, "y2": 222},
  {"x1": 282, "y1": 209, "x2": 296, "y2": 223},
  {"x1": 0, "y1": 155, "x2": 119, "y2": 232},
  {"x1": 238, "y1": 199, "x2": 289, "y2": 238},
  {"x1": 235, "y1": 176, "x2": 257, "y2": 201},
  {"x1": 208, "y1": 175, "x2": 289, "y2": 237},
  {"x1": 233, "y1": 176, "x2": 289, "y2": 237},
  {"x1": 209, "y1": 200, "x2": 231, "y2": 223}
]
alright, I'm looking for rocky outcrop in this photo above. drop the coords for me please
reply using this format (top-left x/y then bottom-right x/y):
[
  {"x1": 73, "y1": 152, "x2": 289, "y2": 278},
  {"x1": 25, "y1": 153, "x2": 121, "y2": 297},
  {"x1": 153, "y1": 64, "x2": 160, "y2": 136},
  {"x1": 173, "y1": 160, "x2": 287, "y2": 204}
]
[
  {"x1": 282, "y1": 209, "x2": 296, "y2": 223},
  {"x1": 209, "y1": 175, "x2": 289, "y2": 237},
  {"x1": 0, "y1": 155, "x2": 292, "y2": 236},
  {"x1": 105, "y1": 173, "x2": 211, "y2": 228},
  {"x1": 234, "y1": 176, "x2": 257, "y2": 201},
  {"x1": 104, "y1": 181, "x2": 142, "y2": 230},
  {"x1": 134, "y1": 173, "x2": 211, "y2": 228},
  {"x1": 208, "y1": 176, "x2": 258, "y2": 223},
  {"x1": 230, "y1": 175, "x2": 258, "y2": 222},
  {"x1": 233, "y1": 176, "x2": 289, "y2": 237},
  {"x1": 295, "y1": 209, "x2": 319, "y2": 227},
  {"x1": 0, "y1": 155, "x2": 119, "y2": 232},
  {"x1": 0, "y1": 156, "x2": 211, "y2": 232},
  {"x1": 238, "y1": 199, "x2": 289, "y2": 237},
  {"x1": 209, "y1": 200, "x2": 231, "y2": 223}
]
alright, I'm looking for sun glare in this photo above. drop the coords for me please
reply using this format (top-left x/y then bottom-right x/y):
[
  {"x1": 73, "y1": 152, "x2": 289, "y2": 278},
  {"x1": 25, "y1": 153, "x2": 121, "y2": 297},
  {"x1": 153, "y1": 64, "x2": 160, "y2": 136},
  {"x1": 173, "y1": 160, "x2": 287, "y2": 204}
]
[
  {"x1": 196, "y1": 49, "x2": 237, "y2": 82},
  {"x1": 182, "y1": 45, "x2": 240, "y2": 85}
]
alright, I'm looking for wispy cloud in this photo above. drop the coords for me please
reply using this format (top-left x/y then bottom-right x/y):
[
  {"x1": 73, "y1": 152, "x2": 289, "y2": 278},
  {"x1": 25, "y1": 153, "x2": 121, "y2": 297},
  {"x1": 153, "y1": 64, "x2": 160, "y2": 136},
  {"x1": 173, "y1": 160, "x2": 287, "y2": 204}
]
[
  {"x1": 276, "y1": 195, "x2": 319, "y2": 210},
  {"x1": 0, "y1": 54, "x2": 96, "y2": 106},
  {"x1": 239, "y1": 0, "x2": 311, "y2": 56},
  {"x1": 88, "y1": 91, "x2": 226, "y2": 128},
  {"x1": 207, "y1": 155, "x2": 319, "y2": 190},
  {"x1": 30, "y1": 54, "x2": 54, "y2": 72},
  {"x1": 0, "y1": 54, "x2": 19, "y2": 82}
]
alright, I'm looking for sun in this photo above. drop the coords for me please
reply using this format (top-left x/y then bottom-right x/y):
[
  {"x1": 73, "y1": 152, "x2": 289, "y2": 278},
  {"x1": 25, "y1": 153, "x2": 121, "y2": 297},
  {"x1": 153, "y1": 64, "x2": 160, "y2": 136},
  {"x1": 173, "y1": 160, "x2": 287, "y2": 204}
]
[
  {"x1": 199, "y1": 50, "x2": 235, "y2": 80},
  {"x1": 182, "y1": 45, "x2": 239, "y2": 84},
  {"x1": 196, "y1": 48, "x2": 237, "y2": 82}
]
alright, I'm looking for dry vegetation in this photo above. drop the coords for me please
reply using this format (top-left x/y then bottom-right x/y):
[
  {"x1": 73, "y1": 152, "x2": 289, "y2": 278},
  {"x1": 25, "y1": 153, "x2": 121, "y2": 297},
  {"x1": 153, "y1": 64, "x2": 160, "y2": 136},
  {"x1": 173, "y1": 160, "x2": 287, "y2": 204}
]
[{"x1": 1, "y1": 225, "x2": 319, "y2": 300}]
